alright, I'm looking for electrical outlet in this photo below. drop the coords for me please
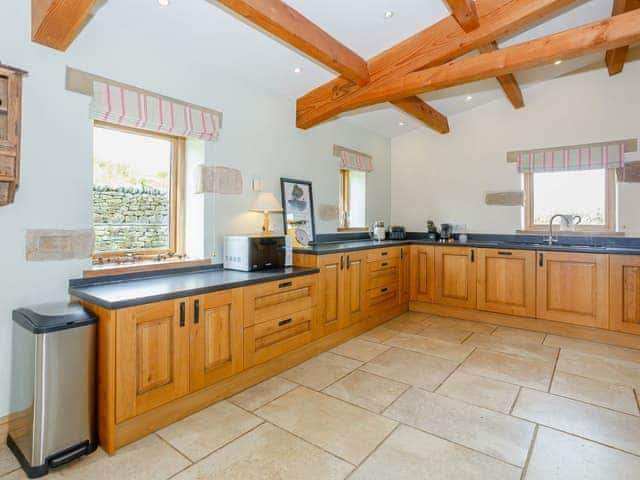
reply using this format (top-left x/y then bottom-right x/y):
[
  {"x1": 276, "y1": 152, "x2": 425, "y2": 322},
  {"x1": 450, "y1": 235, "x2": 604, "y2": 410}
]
[{"x1": 211, "y1": 250, "x2": 217, "y2": 258}]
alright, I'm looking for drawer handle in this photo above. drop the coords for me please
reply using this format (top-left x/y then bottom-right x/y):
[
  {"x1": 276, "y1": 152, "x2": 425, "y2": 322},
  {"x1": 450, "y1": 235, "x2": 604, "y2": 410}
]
[
  {"x1": 381, "y1": 262, "x2": 388, "y2": 267},
  {"x1": 381, "y1": 252, "x2": 388, "y2": 256},
  {"x1": 179, "y1": 302, "x2": 186, "y2": 328},
  {"x1": 381, "y1": 287, "x2": 388, "y2": 293},
  {"x1": 278, "y1": 318, "x2": 293, "y2": 327},
  {"x1": 279, "y1": 281, "x2": 293, "y2": 289},
  {"x1": 497, "y1": 251, "x2": 512, "y2": 256}
]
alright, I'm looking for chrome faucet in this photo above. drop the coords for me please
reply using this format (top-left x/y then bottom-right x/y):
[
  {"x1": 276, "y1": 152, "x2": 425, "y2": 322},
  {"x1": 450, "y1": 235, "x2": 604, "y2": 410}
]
[{"x1": 546, "y1": 214, "x2": 581, "y2": 245}]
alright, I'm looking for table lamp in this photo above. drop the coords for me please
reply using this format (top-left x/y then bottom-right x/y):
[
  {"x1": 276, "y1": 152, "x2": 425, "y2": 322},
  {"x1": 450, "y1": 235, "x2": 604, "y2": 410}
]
[{"x1": 249, "y1": 192, "x2": 283, "y2": 234}]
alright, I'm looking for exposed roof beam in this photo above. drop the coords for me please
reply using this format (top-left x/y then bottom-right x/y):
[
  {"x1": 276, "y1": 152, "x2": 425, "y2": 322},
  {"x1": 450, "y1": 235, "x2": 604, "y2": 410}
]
[
  {"x1": 446, "y1": 0, "x2": 480, "y2": 32},
  {"x1": 479, "y1": 42, "x2": 524, "y2": 108},
  {"x1": 391, "y1": 98, "x2": 450, "y2": 134},
  {"x1": 212, "y1": 0, "x2": 369, "y2": 85},
  {"x1": 297, "y1": 0, "x2": 577, "y2": 129},
  {"x1": 31, "y1": 0, "x2": 96, "y2": 51},
  {"x1": 605, "y1": 0, "x2": 640, "y2": 75},
  {"x1": 352, "y1": 9, "x2": 640, "y2": 105}
]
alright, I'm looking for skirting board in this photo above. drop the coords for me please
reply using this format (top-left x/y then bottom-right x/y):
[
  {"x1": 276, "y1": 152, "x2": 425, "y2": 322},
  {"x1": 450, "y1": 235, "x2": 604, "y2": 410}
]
[
  {"x1": 410, "y1": 302, "x2": 640, "y2": 350},
  {"x1": 109, "y1": 302, "x2": 408, "y2": 454}
]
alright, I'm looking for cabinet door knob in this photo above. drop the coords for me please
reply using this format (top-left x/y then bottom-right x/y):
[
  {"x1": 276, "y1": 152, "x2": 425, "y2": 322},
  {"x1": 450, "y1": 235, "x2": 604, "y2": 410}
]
[
  {"x1": 279, "y1": 281, "x2": 293, "y2": 289},
  {"x1": 470, "y1": 250, "x2": 475, "y2": 263},
  {"x1": 347, "y1": 256, "x2": 351, "y2": 269},
  {"x1": 340, "y1": 256, "x2": 344, "y2": 270},
  {"x1": 194, "y1": 299, "x2": 200, "y2": 324},
  {"x1": 539, "y1": 253, "x2": 544, "y2": 267},
  {"x1": 278, "y1": 318, "x2": 292, "y2": 327}
]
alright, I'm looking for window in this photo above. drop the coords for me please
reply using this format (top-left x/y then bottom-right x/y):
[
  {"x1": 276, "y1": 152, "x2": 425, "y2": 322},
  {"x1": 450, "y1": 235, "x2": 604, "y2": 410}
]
[
  {"x1": 339, "y1": 169, "x2": 367, "y2": 229},
  {"x1": 523, "y1": 169, "x2": 616, "y2": 232},
  {"x1": 93, "y1": 122, "x2": 184, "y2": 259}
]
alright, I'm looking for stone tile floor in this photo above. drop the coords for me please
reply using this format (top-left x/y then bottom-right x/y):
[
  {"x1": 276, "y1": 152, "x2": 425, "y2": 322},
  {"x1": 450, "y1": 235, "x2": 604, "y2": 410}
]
[{"x1": 3, "y1": 312, "x2": 640, "y2": 479}]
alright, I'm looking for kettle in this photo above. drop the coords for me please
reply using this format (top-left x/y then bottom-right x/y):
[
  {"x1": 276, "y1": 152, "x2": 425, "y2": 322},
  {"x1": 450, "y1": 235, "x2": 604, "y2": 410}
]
[{"x1": 369, "y1": 221, "x2": 386, "y2": 241}]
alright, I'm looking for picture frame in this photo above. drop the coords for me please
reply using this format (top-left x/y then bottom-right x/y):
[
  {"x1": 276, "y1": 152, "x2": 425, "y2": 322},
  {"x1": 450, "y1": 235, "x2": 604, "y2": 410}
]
[{"x1": 280, "y1": 177, "x2": 316, "y2": 246}]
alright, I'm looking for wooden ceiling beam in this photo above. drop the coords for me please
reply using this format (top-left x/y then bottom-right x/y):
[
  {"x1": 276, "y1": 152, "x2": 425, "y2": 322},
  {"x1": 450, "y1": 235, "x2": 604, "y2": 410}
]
[
  {"x1": 446, "y1": 0, "x2": 480, "y2": 32},
  {"x1": 391, "y1": 97, "x2": 450, "y2": 134},
  {"x1": 297, "y1": 0, "x2": 577, "y2": 129},
  {"x1": 212, "y1": 0, "x2": 370, "y2": 85},
  {"x1": 31, "y1": 0, "x2": 96, "y2": 51},
  {"x1": 479, "y1": 42, "x2": 524, "y2": 108},
  {"x1": 605, "y1": 0, "x2": 640, "y2": 75},
  {"x1": 354, "y1": 9, "x2": 640, "y2": 105}
]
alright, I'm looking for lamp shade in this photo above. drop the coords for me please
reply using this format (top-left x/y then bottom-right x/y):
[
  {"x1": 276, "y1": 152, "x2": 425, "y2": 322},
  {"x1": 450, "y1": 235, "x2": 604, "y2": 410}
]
[{"x1": 249, "y1": 192, "x2": 283, "y2": 212}]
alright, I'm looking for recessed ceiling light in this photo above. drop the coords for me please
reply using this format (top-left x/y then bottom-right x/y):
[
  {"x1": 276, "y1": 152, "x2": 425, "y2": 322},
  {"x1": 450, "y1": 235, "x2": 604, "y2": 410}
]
[
  {"x1": 384, "y1": 10, "x2": 395, "y2": 19},
  {"x1": 554, "y1": 60, "x2": 563, "y2": 65},
  {"x1": 158, "y1": 0, "x2": 170, "y2": 6},
  {"x1": 398, "y1": 121, "x2": 406, "y2": 127},
  {"x1": 466, "y1": 95, "x2": 473, "y2": 101},
  {"x1": 293, "y1": 67, "x2": 302, "y2": 74}
]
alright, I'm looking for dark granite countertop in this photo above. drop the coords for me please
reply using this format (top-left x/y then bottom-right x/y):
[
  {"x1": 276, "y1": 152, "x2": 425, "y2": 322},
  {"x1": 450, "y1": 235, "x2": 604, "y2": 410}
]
[
  {"x1": 294, "y1": 238, "x2": 640, "y2": 256},
  {"x1": 69, "y1": 266, "x2": 319, "y2": 310}
]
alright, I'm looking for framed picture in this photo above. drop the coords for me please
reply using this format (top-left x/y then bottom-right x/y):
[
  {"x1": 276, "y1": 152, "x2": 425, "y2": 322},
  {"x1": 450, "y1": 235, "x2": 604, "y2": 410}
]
[{"x1": 280, "y1": 178, "x2": 316, "y2": 246}]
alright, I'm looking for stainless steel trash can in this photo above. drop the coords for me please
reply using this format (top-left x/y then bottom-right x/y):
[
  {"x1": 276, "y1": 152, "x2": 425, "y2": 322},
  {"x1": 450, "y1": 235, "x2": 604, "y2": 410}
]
[{"x1": 7, "y1": 302, "x2": 98, "y2": 478}]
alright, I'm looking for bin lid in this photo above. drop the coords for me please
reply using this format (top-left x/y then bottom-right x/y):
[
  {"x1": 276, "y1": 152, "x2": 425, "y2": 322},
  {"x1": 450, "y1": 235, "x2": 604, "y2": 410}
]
[{"x1": 13, "y1": 302, "x2": 97, "y2": 334}]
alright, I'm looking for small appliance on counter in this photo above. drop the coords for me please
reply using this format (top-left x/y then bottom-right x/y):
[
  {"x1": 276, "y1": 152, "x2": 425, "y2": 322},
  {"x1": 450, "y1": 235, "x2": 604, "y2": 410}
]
[
  {"x1": 389, "y1": 226, "x2": 407, "y2": 240},
  {"x1": 440, "y1": 223, "x2": 453, "y2": 243},
  {"x1": 370, "y1": 221, "x2": 387, "y2": 241},
  {"x1": 224, "y1": 235, "x2": 286, "y2": 271},
  {"x1": 426, "y1": 220, "x2": 440, "y2": 241}
]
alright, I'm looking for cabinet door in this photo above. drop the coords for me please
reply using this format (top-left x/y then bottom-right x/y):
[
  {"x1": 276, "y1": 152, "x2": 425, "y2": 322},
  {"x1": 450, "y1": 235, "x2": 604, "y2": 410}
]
[
  {"x1": 410, "y1": 246, "x2": 435, "y2": 303},
  {"x1": 610, "y1": 255, "x2": 640, "y2": 334},
  {"x1": 399, "y1": 246, "x2": 411, "y2": 304},
  {"x1": 536, "y1": 252, "x2": 609, "y2": 328},
  {"x1": 190, "y1": 289, "x2": 243, "y2": 392},
  {"x1": 477, "y1": 249, "x2": 536, "y2": 317},
  {"x1": 115, "y1": 299, "x2": 190, "y2": 423},
  {"x1": 434, "y1": 247, "x2": 477, "y2": 308},
  {"x1": 318, "y1": 253, "x2": 345, "y2": 335},
  {"x1": 343, "y1": 250, "x2": 367, "y2": 326}
]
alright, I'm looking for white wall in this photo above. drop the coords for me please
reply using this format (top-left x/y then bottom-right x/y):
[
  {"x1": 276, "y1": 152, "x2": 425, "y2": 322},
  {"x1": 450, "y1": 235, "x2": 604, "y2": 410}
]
[
  {"x1": 391, "y1": 61, "x2": 640, "y2": 235},
  {"x1": 0, "y1": 1, "x2": 390, "y2": 417}
]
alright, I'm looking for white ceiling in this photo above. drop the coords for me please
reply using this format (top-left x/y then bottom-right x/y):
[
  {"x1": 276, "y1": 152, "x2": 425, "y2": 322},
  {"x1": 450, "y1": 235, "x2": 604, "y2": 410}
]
[{"x1": 83, "y1": 0, "x2": 619, "y2": 138}]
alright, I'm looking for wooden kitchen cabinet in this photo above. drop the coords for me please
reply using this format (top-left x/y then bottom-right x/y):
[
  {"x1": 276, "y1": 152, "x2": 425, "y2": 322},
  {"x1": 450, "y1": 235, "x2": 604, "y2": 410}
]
[
  {"x1": 399, "y1": 246, "x2": 411, "y2": 304},
  {"x1": 317, "y1": 253, "x2": 344, "y2": 335},
  {"x1": 610, "y1": 255, "x2": 640, "y2": 335},
  {"x1": 434, "y1": 246, "x2": 477, "y2": 309},
  {"x1": 477, "y1": 249, "x2": 536, "y2": 317},
  {"x1": 190, "y1": 289, "x2": 244, "y2": 391},
  {"x1": 536, "y1": 251, "x2": 609, "y2": 328},
  {"x1": 115, "y1": 299, "x2": 191, "y2": 423},
  {"x1": 343, "y1": 250, "x2": 368, "y2": 327},
  {"x1": 410, "y1": 245, "x2": 435, "y2": 303}
]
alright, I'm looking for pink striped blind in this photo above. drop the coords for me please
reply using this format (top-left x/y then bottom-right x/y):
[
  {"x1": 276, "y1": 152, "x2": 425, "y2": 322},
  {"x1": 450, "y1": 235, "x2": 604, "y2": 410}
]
[
  {"x1": 516, "y1": 142, "x2": 625, "y2": 173},
  {"x1": 91, "y1": 81, "x2": 221, "y2": 141},
  {"x1": 334, "y1": 145, "x2": 373, "y2": 172}
]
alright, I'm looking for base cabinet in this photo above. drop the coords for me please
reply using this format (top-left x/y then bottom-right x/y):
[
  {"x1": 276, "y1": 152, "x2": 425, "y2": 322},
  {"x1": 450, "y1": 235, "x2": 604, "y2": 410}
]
[
  {"x1": 434, "y1": 246, "x2": 477, "y2": 309},
  {"x1": 610, "y1": 255, "x2": 640, "y2": 335},
  {"x1": 190, "y1": 290, "x2": 244, "y2": 391},
  {"x1": 477, "y1": 249, "x2": 536, "y2": 317},
  {"x1": 536, "y1": 251, "x2": 609, "y2": 329},
  {"x1": 343, "y1": 251, "x2": 368, "y2": 327},
  {"x1": 115, "y1": 299, "x2": 191, "y2": 423},
  {"x1": 410, "y1": 245, "x2": 435, "y2": 303},
  {"x1": 317, "y1": 254, "x2": 344, "y2": 336}
]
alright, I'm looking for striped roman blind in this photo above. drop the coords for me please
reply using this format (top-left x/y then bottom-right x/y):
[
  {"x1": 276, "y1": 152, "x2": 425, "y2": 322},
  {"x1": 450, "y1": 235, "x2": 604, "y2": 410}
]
[
  {"x1": 333, "y1": 145, "x2": 374, "y2": 172},
  {"x1": 91, "y1": 81, "x2": 221, "y2": 142},
  {"x1": 516, "y1": 142, "x2": 625, "y2": 173}
]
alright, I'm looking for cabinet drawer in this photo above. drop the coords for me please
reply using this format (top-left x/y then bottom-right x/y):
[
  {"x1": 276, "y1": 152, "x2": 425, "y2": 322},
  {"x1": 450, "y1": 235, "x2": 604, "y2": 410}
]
[
  {"x1": 368, "y1": 257, "x2": 400, "y2": 274},
  {"x1": 367, "y1": 269, "x2": 399, "y2": 289},
  {"x1": 244, "y1": 275, "x2": 318, "y2": 327},
  {"x1": 367, "y1": 285, "x2": 399, "y2": 310},
  {"x1": 244, "y1": 308, "x2": 316, "y2": 367},
  {"x1": 367, "y1": 248, "x2": 400, "y2": 262},
  {"x1": 0, "y1": 154, "x2": 15, "y2": 178}
]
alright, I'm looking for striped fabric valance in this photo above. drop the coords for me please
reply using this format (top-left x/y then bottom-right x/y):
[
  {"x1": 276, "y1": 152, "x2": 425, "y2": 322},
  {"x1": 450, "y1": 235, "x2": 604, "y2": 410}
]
[
  {"x1": 333, "y1": 145, "x2": 373, "y2": 172},
  {"x1": 91, "y1": 81, "x2": 221, "y2": 142},
  {"x1": 516, "y1": 143, "x2": 625, "y2": 173}
]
